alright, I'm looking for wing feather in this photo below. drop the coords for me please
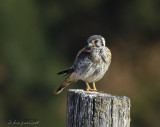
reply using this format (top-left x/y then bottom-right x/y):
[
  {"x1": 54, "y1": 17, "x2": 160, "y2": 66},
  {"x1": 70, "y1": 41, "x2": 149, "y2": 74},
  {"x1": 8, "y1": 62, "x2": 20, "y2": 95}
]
[
  {"x1": 76, "y1": 46, "x2": 91, "y2": 59},
  {"x1": 74, "y1": 46, "x2": 91, "y2": 67}
]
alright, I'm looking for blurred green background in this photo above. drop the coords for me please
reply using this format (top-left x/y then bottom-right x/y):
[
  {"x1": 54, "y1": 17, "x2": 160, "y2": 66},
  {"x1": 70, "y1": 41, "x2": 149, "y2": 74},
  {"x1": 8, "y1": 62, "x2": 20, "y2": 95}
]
[{"x1": 0, "y1": 0, "x2": 160, "y2": 127}]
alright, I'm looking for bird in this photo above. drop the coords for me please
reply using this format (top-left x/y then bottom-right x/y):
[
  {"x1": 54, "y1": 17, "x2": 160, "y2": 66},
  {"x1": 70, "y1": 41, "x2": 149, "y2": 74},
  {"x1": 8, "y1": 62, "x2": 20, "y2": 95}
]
[{"x1": 54, "y1": 35, "x2": 111, "y2": 94}]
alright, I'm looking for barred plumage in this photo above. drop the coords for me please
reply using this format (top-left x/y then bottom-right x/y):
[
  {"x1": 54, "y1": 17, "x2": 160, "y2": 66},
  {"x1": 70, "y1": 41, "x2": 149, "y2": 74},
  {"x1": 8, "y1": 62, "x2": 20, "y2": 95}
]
[{"x1": 54, "y1": 35, "x2": 111, "y2": 94}]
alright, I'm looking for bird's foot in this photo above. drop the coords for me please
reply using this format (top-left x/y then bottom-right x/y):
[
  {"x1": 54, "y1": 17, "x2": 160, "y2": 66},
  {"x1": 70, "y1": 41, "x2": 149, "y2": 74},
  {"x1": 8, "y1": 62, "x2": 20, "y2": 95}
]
[
  {"x1": 86, "y1": 88, "x2": 93, "y2": 91},
  {"x1": 86, "y1": 88, "x2": 98, "y2": 92}
]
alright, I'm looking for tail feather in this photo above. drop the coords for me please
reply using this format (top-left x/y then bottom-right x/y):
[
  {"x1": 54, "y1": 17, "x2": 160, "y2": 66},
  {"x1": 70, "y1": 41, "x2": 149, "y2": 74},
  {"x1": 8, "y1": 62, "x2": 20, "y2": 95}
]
[
  {"x1": 57, "y1": 68, "x2": 74, "y2": 75},
  {"x1": 54, "y1": 73, "x2": 75, "y2": 94}
]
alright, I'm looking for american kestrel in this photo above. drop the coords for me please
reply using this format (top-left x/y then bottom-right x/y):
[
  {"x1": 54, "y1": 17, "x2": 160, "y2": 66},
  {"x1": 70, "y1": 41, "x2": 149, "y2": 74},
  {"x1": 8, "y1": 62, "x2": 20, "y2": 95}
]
[{"x1": 54, "y1": 35, "x2": 111, "y2": 94}]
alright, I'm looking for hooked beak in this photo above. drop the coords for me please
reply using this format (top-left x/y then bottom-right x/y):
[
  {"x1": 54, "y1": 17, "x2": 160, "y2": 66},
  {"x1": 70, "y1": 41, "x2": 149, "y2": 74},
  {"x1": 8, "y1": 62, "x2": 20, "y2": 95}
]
[{"x1": 89, "y1": 41, "x2": 95, "y2": 46}]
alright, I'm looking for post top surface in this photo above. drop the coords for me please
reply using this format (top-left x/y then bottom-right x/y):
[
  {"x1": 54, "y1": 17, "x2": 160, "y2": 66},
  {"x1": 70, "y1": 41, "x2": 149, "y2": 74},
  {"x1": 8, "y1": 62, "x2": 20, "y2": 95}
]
[{"x1": 68, "y1": 89, "x2": 130, "y2": 100}]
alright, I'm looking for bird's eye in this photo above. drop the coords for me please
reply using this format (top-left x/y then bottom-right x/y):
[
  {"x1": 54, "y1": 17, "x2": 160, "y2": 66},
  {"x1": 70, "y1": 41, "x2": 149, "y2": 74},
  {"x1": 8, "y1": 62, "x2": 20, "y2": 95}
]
[{"x1": 94, "y1": 40, "x2": 98, "y2": 43}]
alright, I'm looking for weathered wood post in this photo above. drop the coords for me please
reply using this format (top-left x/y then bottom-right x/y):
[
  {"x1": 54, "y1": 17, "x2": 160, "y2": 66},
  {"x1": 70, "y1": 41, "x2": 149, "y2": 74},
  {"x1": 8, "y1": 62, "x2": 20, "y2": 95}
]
[{"x1": 66, "y1": 89, "x2": 130, "y2": 127}]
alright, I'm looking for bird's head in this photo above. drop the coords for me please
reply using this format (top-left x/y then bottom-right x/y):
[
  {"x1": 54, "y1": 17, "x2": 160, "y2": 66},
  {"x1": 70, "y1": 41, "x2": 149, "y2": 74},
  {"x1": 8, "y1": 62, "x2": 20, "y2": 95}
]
[{"x1": 87, "y1": 35, "x2": 105, "y2": 48}]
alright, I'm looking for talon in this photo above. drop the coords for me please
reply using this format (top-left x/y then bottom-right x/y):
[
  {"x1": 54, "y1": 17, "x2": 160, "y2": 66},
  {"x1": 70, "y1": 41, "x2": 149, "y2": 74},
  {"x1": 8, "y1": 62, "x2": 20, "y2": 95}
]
[
  {"x1": 87, "y1": 88, "x2": 94, "y2": 91},
  {"x1": 86, "y1": 82, "x2": 99, "y2": 92}
]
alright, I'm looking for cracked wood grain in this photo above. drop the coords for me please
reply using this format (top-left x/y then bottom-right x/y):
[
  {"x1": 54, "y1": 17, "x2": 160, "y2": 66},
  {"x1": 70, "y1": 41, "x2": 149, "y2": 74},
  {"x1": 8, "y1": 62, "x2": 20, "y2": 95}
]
[{"x1": 66, "y1": 89, "x2": 130, "y2": 127}]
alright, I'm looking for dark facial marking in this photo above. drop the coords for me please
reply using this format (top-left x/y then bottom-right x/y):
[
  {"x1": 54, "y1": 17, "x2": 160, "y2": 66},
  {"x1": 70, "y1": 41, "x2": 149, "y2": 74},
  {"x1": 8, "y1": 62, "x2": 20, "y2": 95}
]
[{"x1": 94, "y1": 40, "x2": 98, "y2": 43}]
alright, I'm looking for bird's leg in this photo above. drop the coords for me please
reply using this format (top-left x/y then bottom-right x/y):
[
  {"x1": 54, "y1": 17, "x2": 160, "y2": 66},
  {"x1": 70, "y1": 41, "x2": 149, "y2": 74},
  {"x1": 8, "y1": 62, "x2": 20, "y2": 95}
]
[
  {"x1": 85, "y1": 82, "x2": 93, "y2": 91},
  {"x1": 92, "y1": 82, "x2": 98, "y2": 91}
]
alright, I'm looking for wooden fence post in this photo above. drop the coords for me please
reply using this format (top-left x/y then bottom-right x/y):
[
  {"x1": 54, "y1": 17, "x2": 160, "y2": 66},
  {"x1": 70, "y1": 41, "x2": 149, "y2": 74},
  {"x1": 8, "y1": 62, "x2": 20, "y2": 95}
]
[{"x1": 66, "y1": 89, "x2": 130, "y2": 127}]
